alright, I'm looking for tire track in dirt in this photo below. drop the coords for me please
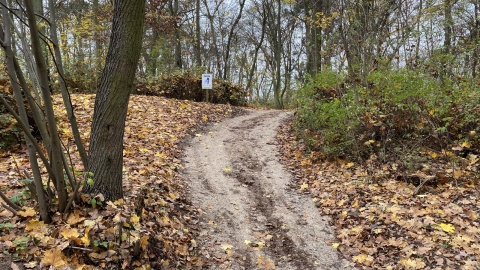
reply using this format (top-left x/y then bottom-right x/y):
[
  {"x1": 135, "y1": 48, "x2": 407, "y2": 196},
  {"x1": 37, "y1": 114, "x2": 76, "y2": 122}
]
[{"x1": 181, "y1": 109, "x2": 352, "y2": 269}]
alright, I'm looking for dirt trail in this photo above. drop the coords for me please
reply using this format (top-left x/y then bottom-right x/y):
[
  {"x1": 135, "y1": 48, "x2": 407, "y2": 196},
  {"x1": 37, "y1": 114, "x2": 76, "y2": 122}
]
[{"x1": 181, "y1": 109, "x2": 352, "y2": 269}]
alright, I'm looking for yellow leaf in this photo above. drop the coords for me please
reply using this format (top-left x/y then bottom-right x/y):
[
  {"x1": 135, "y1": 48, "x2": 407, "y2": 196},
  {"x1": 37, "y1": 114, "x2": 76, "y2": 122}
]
[
  {"x1": 84, "y1": 220, "x2": 96, "y2": 228},
  {"x1": 195, "y1": 133, "x2": 202, "y2": 137},
  {"x1": 25, "y1": 219, "x2": 46, "y2": 231},
  {"x1": 220, "y1": 243, "x2": 233, "y2": 250},
  {"x1": 257, "y1": 255, "x2": 276, "y2": 269},
  {"x1": 332, "y1": 243, "x2": 340, "y2": 249},
  {"x1": 67, "y1": 210, "x2": 86, "y2": 225},
  {"x1": 80, "y1": 227, "x2": 91, "y2": 246},
  {"x1": 155, "y1": 152, "x2": 165, "y2": 157},
  {"x1": 168, "y1": 192, "x2": 179, "y2": 200},
  {"x1": 346, "y1": 162, "x2": 354, "y2": 168},
  {"x1": 202, "y1": 115, "x2": 208, "y2": 121},
  {"x1": 300, "y1": 183, "x2": 308, "y2": 190},
  {"x1": 461, "y1": 140, "x2": 471, "y2": 148},
  {"x1": 130, "y1": 214, "x2": 140, "y2": 224},
  {"x1": 140, "y1": 236, "x2": 149, "y2": 248},
  {"x1": 42, "y1": 249, "x2": 66, "y2": 268},
  {"x1": 122, "y1": 232, "x2": 127, "y2": 242},
  {"x1": 61, "y1": 227, "x2": 80, "y2": 239},
  {"x1": 256, "y1": 241, "x2": 265, "y2": 248},
  {"x1": 244, "y1": 240, "x2": 251, "y2": 245},
  {"x1": 351, "y1": 199, "x2": 359, "y2": 208},
  {"x1": 18, "y1": 207, "x2": 36, "y2": 217},
  {"x1": 353, "y1": 253, "x2": 374, "y2": 266},
  {"x1": 453, "y1": 171, "x2": 463, "y2": 179},
  {"x1": 399, "y1": 258, "x2": 426, "y2": 269},
  {"x1": 223, "y1": 167, "x2": 232, "y2": 172},
  {"x1": 437, "y1": 223, "x2": 455, "y2": 233},
  {"x1": 113, "y1": 199, "x2": 124, "y2": 205}
]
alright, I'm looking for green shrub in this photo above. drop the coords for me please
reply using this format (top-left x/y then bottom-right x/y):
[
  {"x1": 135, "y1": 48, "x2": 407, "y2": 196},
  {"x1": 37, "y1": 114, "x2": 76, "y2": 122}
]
[
  {"x1": 295, "y1": 68, "x2": 480, "y2": 163},
  {"x1": 296, "y1": 71, "x2": 363, "y2": 159}
]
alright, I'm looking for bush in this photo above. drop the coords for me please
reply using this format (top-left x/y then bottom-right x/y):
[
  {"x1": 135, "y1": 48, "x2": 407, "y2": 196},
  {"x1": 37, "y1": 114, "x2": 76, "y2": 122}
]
[
  {"x1": 295, "y1": 69, "x2": 480, "y2": 164},
  {"x1": 135, "y1": 71, "x2": 247, "y2": 106}
]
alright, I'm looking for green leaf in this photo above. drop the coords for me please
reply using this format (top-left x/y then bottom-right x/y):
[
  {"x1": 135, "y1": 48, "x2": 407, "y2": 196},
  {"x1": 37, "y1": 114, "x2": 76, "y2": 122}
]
[{"x1": 87, "y1": 178, "x2": 94, "y2": 186}]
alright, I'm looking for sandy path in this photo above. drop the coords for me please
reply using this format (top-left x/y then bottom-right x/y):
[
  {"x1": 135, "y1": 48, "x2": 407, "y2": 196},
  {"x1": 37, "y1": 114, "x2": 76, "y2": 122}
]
[{"x1": 181, "y1": 109, "x2": 351, "y2": 269}]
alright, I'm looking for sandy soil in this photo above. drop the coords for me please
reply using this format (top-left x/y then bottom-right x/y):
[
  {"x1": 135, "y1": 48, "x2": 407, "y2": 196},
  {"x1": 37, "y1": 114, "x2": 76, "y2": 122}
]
[{"x1": 181, "y1": 109, "x2": 353, "y2": 269}]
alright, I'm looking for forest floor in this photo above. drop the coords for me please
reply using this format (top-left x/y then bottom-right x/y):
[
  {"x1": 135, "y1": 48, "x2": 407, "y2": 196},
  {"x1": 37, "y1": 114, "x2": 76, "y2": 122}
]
[{"x1": 0, "y1": 95, "x2": 479, "y2": 269}]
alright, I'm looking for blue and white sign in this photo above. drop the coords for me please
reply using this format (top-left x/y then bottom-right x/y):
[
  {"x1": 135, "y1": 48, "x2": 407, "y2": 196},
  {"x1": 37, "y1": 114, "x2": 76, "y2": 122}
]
[{"x1": 202, "y1": 74, "x2": 213, "y2": 89}]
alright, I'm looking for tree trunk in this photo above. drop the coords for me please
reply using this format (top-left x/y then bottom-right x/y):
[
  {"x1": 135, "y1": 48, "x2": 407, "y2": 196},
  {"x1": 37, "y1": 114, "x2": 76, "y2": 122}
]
[
  {"x1": 472, "y1": 0, "x2": 479, "y2": 79},
  {"x1": 222, "y1": 0, "x2": 246, "y2": 80},
  {"x1": 169, "y1": 0, "x2": 182, "y2": 69},
  {"x1": 194, "y1": 0, "x2": 202, "y2": 67},
  {"x1": 25, "y1": 0, "x2": 68, "y2": 212},
  {"x1": 83, "y1": 0, "x2": 145, "y2": 201},
  {"x1": 93, "y1": 0, "x2": 103, "y2": 78},
  {"x1": 48, "y1": 0, "x2": 88, "y2": 169},
  {"x1": 246, "y1": 7, "x2": 267, "y2": 97},
  {"x1": 273, "y1": 0, "x2": 283, "y2": 109},
  {"x1": 0, "y1": 5, "x2": 51, "y2": 222}
]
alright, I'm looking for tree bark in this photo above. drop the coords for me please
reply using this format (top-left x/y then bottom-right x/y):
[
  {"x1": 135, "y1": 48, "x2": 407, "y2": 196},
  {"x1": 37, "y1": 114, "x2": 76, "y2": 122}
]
[
  {"x1": 222, "y1": 0, "x2": 246, "y2": 80},
  {"x1": 48, "y1": 0, "x2": 88, "y2": 169},
  {"x1": 25, "y1": 0, "x2": 68, "y2": 212},
  {"x1": 0, "y1": 6, "x2": 51, "y2": 222},
  {"x1": 273, "y1": 0, "x2": 282, "y2": 109},
  {"x1": 194, "y1": 0, "x2": 202, "y2": 67},
  {"x1": 83, "y1": 0, "x2": 145, "y2": 201}
]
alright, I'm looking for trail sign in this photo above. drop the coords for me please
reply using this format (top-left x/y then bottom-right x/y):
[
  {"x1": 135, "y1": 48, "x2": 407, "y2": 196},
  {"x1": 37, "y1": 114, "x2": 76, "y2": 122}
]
[{"x1": 202, "y1": 74, "x2": 213, "y2": 89}]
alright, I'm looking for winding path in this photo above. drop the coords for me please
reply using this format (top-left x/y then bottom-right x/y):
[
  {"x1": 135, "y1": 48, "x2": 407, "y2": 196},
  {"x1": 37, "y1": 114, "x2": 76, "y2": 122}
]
[{"x1": 181, "y1": 109, "x2": 352, "y2": 269}]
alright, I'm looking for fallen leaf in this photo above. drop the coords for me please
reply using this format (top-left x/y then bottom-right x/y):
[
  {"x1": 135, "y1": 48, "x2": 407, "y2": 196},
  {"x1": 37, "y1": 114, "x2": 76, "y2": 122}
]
[
  {"x1": 42, "y1": 249, "x2": 66, "y2": 268},
  {"x1": 353, "y1": 253, "x2": 374, "y2": 266},
  {"x1": 220, "y1": 243, "x2": 233, "y2": 250},
  {"x1": 300, "y1": 183, "x2": 308, "y2": 190},
  {"x1": 436, "y1": 223, "x2": 455, "y2": 233},
  {"x1": 61, "y1": 227, "x2": 80, "y2": 239},
  {"x1": 18, "y1": 207, "x2": 36, "y2": 217}
]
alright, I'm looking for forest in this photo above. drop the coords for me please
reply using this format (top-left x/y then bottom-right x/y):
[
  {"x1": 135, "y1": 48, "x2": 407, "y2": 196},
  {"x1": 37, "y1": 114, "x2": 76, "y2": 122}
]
[{"x1": 0, "y1": 0, "x2": 479, "y2": 269}]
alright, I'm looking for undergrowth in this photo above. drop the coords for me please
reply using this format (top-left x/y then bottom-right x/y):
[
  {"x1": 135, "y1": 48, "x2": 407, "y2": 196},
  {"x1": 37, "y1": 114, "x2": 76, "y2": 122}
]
[{"x1": 295, "y1": 68, "x2": 480, "y2": 176}]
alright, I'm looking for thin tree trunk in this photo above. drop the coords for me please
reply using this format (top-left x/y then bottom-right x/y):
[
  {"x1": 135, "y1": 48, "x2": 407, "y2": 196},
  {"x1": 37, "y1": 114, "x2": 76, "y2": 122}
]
[
  {"x1": 25, "y1": 0, "x2": 68, "y2": 212},
  {"x1": 273, "y1": 0, "x2": 282, "y2": 109},
  {"x1": 169, "y1": 0, "x2": 182, "y2": 69},
  {"x1": 84, "y1": 0, "x2": 145, "y2": 201},
  {"x1": 472, "y1": 0, "x2": 479, "y2": 78},
  {"x1": 0, "y1": 7, "x2": 51, "y2": 222},
  {"x1": 222, "y1": 0, "x2": 245, "y2": 80},
  {"x1": 93, "y1": 0, "x2": 103, "y2": 77},
  {"x1": 194, "y1": 0, "x2": 202, "y2": 67},
  {"x1": 203, "y1": 0, "x2": 221, "y2": 78},
  {"x1": 246, "y1": 7, "x2": 266, "y2": 97},
  {"x1": 48, "y1": 0, "x2": 88, "y2": 169}
]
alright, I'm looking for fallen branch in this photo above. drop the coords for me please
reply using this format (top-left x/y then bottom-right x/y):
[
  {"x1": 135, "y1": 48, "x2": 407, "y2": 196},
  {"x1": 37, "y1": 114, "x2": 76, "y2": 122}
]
[
  {"x1": 413, "y1": 175, "x2": 436, "y2": 195},
  {"x1": 0, "y1": 189, "x2": 20, "y2": 211},
  {"x1": 1, "y1": 203, "x2": 18, "y2": 216}
]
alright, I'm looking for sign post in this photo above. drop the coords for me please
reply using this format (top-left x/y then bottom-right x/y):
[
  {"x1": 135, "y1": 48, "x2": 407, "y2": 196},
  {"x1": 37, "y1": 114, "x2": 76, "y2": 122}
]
[{"x1": 202, "y1": 74, "x2": 213, "y2": 102}]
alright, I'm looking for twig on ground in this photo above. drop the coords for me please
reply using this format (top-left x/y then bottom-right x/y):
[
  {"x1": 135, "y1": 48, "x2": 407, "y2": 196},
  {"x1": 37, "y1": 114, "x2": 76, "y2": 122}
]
[{"x1": 0, "y1": 189, "x2": 21, "y2": 211}]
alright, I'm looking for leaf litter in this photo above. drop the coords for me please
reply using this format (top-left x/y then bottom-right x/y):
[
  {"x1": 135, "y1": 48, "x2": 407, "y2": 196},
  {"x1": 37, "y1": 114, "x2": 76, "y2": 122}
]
[
  {"x1": 0, "y1": 94, "x2": 233, "y2": 269},
  {"x1": 277, "y1": 120, "x2": 480, "y2": 269},
  {"x1": 1, "y1": 93, "x2": 479, "y2": 269}
]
